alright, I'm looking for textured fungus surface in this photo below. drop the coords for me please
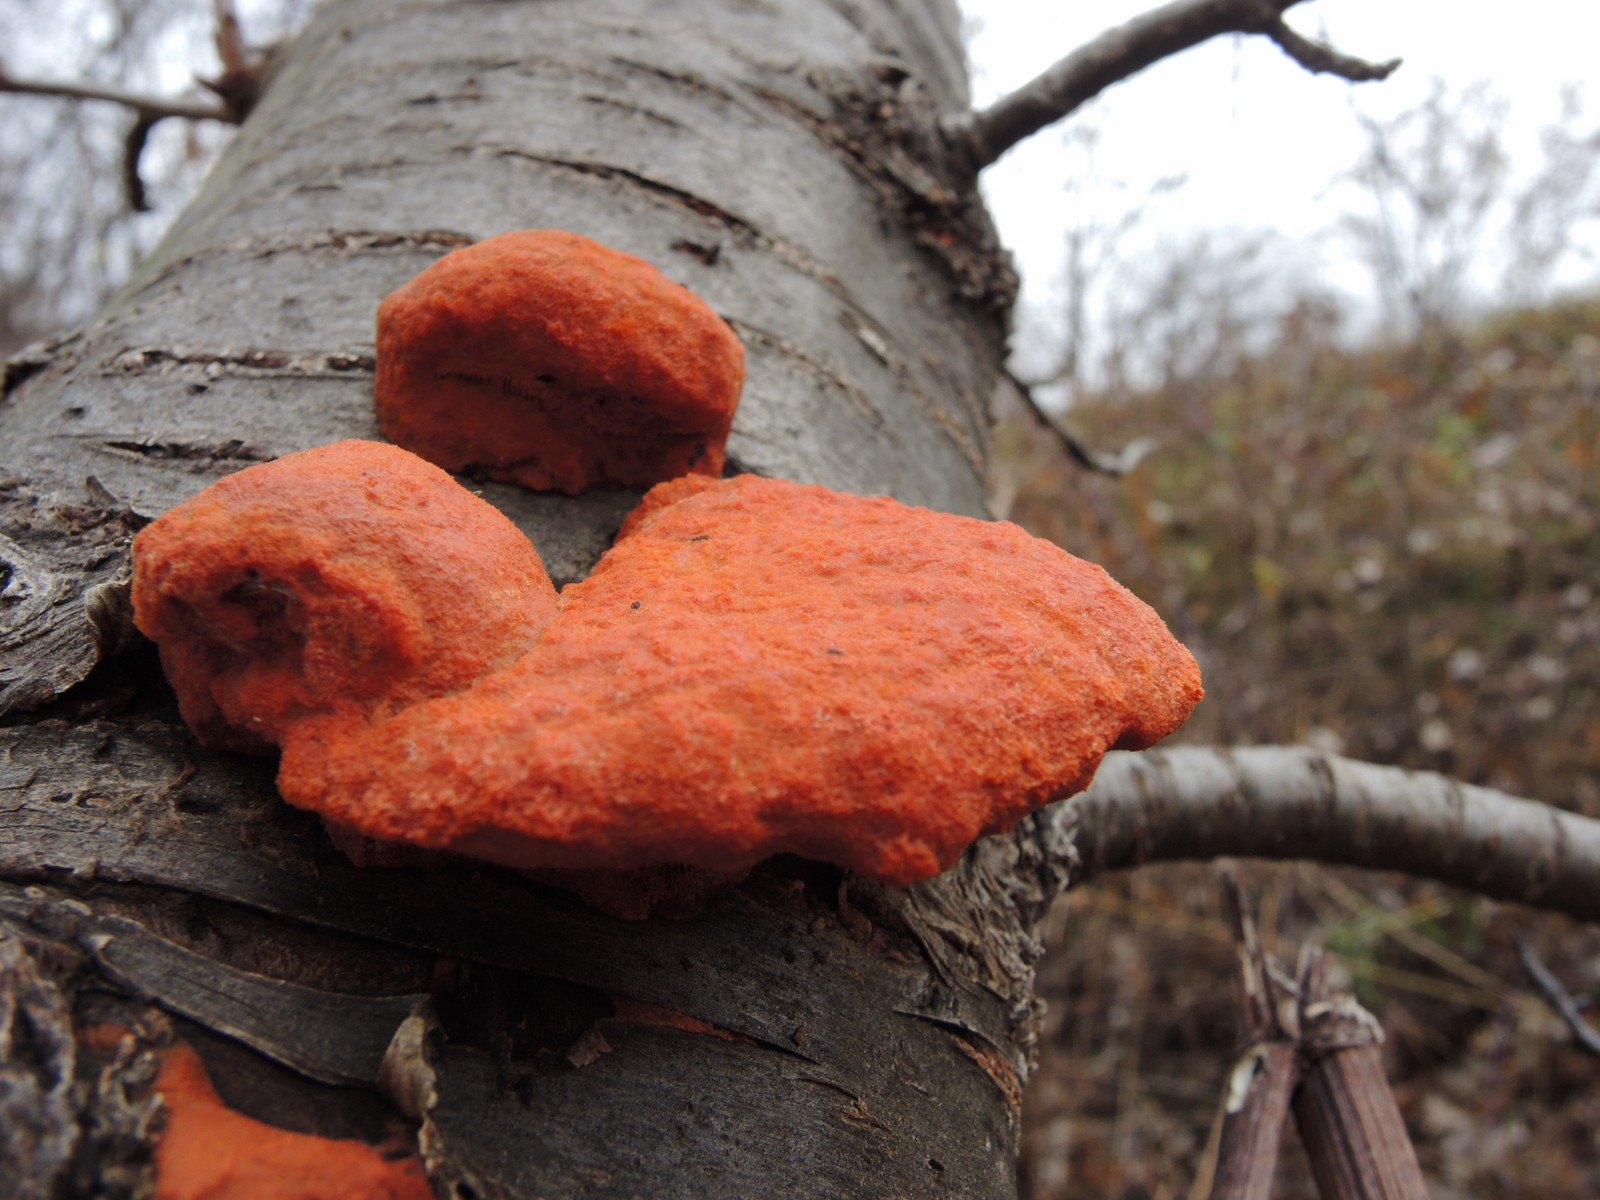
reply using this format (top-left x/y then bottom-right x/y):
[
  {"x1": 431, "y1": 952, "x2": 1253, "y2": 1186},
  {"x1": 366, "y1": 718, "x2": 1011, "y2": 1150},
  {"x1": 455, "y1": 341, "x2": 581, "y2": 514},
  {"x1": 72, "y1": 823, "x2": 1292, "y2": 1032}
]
[
  {"x1": 131, "y1": 440, "x2": 557, "y2": 753},
  {"x1": 151, "y1": 1042, "x2": 432, "y2": 1200},
  {"x1": 134, "y1": 454, "x2": 1201, "y2": 889},
  {"x1": 374, "y1": 229, "x2": 745, "y2": 494},
  {"x1": 277, "y1": 474, "x2": 1203, "y2": 886}
]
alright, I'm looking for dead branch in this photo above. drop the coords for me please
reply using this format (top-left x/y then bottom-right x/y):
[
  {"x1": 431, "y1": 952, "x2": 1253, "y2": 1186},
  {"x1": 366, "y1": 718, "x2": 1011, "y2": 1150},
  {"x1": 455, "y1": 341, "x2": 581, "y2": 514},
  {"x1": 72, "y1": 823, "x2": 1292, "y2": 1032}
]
[
  {"x1": 1513, "y1": 933, "x2": 1600, "y2": 1056},
  {"x1": 944, "y1": 0, "x2": 1400, "y2": 176},
  {"x1": 196, "y1": 0, "x2": 274, "y2": 121},
  {"x1": 1293, "y1": 948, "x2": 1431, "y2": 1199},
  {"x1": 1001, "y1": 370, "x2": 1156, "y2": 475},
  {"x1": 1204, "y1": 873, "x2": 1297, "y2": 1200},
  {"x1": 0, "y1": 69, "x2": 228, "y2": 124},
  {"x1": 1051, "y1": 745, "x2": 1600, "y2": 921},
  {"x1": 0, "y1": 66, "x2": 232, "y2": 212},
  {"x1": 1, "y1": 2, "x2": 272, "y2": 212},
  {"x1": 214, "y1": 0, "x2": 253, "y2": 77}
]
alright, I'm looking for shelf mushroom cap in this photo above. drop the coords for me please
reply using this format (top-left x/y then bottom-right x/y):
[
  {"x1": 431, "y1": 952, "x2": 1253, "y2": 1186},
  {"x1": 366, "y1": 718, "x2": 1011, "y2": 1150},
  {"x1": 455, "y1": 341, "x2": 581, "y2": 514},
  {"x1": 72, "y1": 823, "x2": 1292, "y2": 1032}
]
[
  {"x1": 131, "y1": 439, "x2": 557, "y2": 753},
  {"x1": 275, "y1": 474, "x2": 1204, "y2": 887},
  {"x1": 374, "y1": 229, "x2": 744, "y2": 494}
]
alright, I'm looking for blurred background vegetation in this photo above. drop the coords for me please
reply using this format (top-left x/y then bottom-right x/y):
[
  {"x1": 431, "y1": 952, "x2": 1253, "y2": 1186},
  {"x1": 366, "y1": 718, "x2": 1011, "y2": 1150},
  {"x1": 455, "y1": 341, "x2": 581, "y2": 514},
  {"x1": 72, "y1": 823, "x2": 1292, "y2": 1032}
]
[
  {"x1": 996, "y1": 74, "x2": 1600, "y2": 1198},
  {"x1": 3, "y1": 1, "x2": 1598, "y2": 1196},
  {"x1": 1004, "y1": 293, "x2": 1600, "y2": 1199}
]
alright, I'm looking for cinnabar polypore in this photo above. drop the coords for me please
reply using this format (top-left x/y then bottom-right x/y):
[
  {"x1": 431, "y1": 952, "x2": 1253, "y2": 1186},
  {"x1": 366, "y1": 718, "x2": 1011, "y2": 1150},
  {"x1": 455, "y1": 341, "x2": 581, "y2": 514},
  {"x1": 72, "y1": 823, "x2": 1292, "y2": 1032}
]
[
  {"x1": 374, "y1": 229, "x2": 745, "y2": 494},
  {"x1": 151, "y1": 1041, "x2": 432, "y2": 1200},
  {"x1": 282, "y1": 474, "x2": 1201, "y2": 884},
  {"x1": 134, "y1": 448, "x2": 1203, "y2": 896},
  {"x1": 131, "y1": 439, "x2": 557, "y2": 753},
  {"x1": 134, "y1": 454, "x2": 1203, "y2": 896}
]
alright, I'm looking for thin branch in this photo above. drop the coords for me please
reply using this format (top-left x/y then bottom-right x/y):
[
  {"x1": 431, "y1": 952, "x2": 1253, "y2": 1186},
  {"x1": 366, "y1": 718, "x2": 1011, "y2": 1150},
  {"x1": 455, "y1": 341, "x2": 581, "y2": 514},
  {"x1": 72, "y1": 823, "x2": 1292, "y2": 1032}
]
[
  {"x1": 0, "y1": 69, "x2": 229, "y2": 123},
  {"x1": 1204, "y1": 872, "x2": 1297, "y2": 1200},
  {"x1": 1002, "y1": 370, "x2": 1156, "y2": 475},
  {"x1": 1050, "y1": 746, "x2": 1600, "y2": 922},
  {"x1": 123, "y1": 113, "x2": 160, "y2": 212},
  {"x1": 198, "y1": 0, "x2": 275, "y2": 121},
  {"x1": 0, "y1": 65, "x2": 236, "y2": 211},
  {"x1": 944, "y1": 0, "x2": 1400, "y2": 175},
  {"x1": 1292, "y1": 947, "x2": 1430, "y2": 1200},
  {"x1": 1513, "y1": 933, "x2": 1600, "y2": 1056},
  {"x1": 1265, "y1": 19, "x2": 1397, "y2": 81},
  {"x1": 1, "y1": 3, "x2": 269, "y2": 212},
  {"x1": 214, "y1": 0, "x2": 254, "y2": 78}
]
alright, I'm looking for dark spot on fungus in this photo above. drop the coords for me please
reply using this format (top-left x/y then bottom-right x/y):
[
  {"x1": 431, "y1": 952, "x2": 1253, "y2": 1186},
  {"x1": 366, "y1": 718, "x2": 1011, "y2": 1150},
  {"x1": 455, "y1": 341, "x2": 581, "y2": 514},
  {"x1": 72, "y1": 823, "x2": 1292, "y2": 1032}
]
[
  {"x1": 131, "y1": 439, "x2": 556, "y2": 752},
  {"x1": 373, "y1": 229, "x2": 744, "y2": 495},
  {"x1": 630, "y1": 600, "x2": 642, "y2": 610}
]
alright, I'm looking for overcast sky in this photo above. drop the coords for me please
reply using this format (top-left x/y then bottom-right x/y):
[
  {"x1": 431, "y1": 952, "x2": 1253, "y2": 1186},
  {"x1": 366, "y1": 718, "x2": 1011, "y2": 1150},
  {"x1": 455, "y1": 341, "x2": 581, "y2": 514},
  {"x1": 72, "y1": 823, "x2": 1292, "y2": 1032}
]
[{"x1": 962, "y1": 0, "x2": 1600, "y2": 367}]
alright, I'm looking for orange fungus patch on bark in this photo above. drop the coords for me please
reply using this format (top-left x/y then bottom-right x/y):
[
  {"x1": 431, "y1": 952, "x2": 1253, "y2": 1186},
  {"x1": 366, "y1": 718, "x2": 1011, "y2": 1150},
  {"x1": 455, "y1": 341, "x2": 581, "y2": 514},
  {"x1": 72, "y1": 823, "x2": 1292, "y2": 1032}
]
[
  {"x1": 131, "y1": 439, "x2": 556, "y2": 753},
  {"x1": 270, "y1": 474, "x2": 1203, "y2": 888},
  {"x1": 374, "y1": 229, "x2": 745, "y2": 494},
  {"x1": 151, "y1": 1042, "x2": 432, "y2": 1200}
]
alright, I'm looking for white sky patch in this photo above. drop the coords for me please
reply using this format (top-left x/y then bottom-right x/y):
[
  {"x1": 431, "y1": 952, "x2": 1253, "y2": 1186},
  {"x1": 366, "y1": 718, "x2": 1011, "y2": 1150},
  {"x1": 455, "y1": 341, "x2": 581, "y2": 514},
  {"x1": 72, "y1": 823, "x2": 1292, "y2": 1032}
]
[{"x1": 962, "y1": 0, "x2": 1600, "y2": 368}]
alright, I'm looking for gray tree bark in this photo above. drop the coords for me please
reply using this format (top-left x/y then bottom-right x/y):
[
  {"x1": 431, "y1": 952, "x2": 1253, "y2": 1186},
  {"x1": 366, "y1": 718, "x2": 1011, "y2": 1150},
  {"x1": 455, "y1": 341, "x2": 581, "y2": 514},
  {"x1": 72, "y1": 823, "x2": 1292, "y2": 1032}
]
[{"x1": 0, "y1": 1, "x2": 1047, "y2": 1196}]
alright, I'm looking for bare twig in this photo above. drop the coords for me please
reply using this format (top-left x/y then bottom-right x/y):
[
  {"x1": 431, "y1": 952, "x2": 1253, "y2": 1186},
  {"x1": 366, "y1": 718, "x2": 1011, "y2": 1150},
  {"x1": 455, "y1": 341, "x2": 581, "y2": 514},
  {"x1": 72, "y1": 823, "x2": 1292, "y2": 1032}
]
[
  {"x1": 0, "y1": 2, "x2": 272, "y2": 212},
  {"x1": 214, "y1": 0, "x2": 254, "y2": 77},
  {"x1": 1207, "y1": 1041, "x2": 1297, "y2": 1197},
  {"x1": 1204, "y1": 872, "x2": 1298, "y2": 1200},
  {"x1": 197, "y1": 0, "x2": 274, "y2": 121},
  {"x1": 944, "y1": 0, "x2": 1400, "y2": 175},
  {"x1": 0, "y1": 66, "x2": 233, "y2": 212},
  {"x1": 0, "y1": 69, "x2": 228, "y2": 123},
  {"x1": 1002, "y1": 370, "x2": 1156, "y2": 475},
  {"x1": 1264, "y1": 17, "x2": 1396, "y2": 80},
  {"x1": 1050, "y1": 746, "x2": 1600, "y2": 922},
  {"x1": 1294, "y1": 948, "x2": 1430, "y2": 1199},
  {"x1": 1513, "y1": 933, "x2": 1600, "y2": 1056},
  {"x1": 122, "y1": 113, "x2": 160, "y2": 212}
]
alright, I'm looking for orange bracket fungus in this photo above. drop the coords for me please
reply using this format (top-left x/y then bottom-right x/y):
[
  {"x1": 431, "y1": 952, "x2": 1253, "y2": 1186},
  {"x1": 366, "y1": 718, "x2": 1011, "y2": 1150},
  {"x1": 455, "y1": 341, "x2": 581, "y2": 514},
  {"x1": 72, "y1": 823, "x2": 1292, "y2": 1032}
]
[
  {"x1": 131, "y1": 439, "x2": 557, "y2": 753},
  {"x1": 374, "y1": 229, "x2": 745, "y2": 494},
  {"x1": 134, "y1": 448, "x2": 1202, "y2": 901},
  {"x1": 151, "y1": 1040, "x2": 432, "y2": 1200}
]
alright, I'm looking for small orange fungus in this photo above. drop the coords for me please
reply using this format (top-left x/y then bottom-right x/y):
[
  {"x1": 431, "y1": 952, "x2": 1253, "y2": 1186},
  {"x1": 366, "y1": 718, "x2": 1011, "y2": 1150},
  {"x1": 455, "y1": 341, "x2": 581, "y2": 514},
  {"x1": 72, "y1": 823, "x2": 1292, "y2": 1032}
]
[
  {"x1": 131, "y1": 439, "x2": 556, "y2": 752},
  {"x1": 151, "y1": 1041, "x2": 432, "y2": 1200},
  {"x1": 374, "y1": 229, "x2": 744, "y2": 494}
]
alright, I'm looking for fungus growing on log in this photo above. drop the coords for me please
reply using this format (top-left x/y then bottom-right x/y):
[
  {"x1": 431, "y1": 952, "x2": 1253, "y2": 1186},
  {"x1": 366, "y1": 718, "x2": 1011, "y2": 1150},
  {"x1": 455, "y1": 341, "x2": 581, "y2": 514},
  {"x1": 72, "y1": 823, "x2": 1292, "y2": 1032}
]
[
  {"x1": 133, "y1": 453, "x2": 1201, "y2": 901},
  {"x1": 131, "y1": 439, "x2": 556, "y2": 753},
  {"x1": 298, "y1": 476, "x2": 1197, "y2": 884},
  {"x1": 374, "y1": 229, "x2": 744, "y2": 494},
  {"x1": 151, "y1": 1041, "x2": 432, "y2": 1200}
]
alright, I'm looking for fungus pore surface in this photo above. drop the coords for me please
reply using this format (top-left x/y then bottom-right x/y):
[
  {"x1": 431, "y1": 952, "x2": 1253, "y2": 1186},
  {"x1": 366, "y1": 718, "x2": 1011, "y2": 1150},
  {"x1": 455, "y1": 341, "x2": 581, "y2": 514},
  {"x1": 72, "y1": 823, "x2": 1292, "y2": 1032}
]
[
  {"x1": 374, "y1": 229, "x2": 744, "y2": 494},
  {"x1": 270, "y1": 473, "x2": 1203, "y2": 886},
  {"x1": 131, "y1": 440, "x2": 556, "y2": 752}
]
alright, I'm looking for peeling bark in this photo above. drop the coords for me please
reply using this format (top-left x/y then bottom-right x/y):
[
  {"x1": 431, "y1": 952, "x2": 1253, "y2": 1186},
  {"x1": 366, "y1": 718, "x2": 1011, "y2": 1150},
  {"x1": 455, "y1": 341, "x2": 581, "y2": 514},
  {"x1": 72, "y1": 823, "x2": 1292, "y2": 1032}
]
[{"x1": 0, "y1": 715, "x2": 1025, "y2": 1195}]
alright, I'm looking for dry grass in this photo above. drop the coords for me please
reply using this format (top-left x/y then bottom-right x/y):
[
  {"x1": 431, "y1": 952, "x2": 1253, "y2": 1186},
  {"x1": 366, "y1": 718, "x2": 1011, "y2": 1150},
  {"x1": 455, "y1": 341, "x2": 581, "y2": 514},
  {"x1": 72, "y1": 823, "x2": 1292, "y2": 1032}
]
[{"x1": 1002, "y1": 297, "x2": 1600, "y2": 1197}]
